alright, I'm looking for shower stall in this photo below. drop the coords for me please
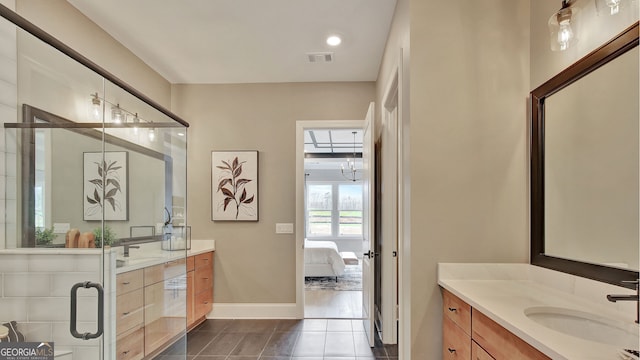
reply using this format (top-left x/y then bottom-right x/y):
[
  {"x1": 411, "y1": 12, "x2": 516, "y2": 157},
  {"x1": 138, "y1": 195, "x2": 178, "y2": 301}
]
[{"x1": 0, "y1": 4, "x2": 189, "y2": 360}]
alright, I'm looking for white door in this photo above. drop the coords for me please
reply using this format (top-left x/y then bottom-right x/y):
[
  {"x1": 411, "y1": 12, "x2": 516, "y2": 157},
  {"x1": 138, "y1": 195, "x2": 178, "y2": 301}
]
[{"x1": 361, "y1": 102, "x2": 376, "y2": 346}]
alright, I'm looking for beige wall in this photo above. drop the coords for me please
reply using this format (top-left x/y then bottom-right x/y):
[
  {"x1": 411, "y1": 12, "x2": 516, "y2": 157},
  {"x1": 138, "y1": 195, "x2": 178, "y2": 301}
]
[
  {"x1": 16, "y1": 0, "x2": 172, "y2": 108},
  {"x1": 407, "y1": 0, "x2": 530, "y2": 358},
  {"x1": 171, "y1": 82, "x2": 375, "y2": 303}
]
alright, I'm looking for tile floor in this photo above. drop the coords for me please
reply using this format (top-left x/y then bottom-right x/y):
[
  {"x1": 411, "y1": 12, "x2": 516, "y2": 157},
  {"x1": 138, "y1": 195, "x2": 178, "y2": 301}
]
[
  {"x1": 304, "y1": 290, "x2": 363, "y2": 318},
  {"x1": 157, "y1": 319, "x2": 398, "y2": 360}
]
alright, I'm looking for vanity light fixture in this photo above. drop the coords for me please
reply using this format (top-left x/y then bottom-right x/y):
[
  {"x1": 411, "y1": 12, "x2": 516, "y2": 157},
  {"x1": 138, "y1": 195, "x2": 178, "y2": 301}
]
[
  {"x1": 89, "y1": 93, "x2": 101, "y2": 120},
  {"x1": 596, "y1": 0, "x2": 623, "y2": 15},
  {"x1": 326, "y1": 35, "x2": 342, "y2": 47},
  {"x1": 548, "y1": 0, "x2": 579, "y2": 51},
  {"x1": 111, "y1": 103, "x2": 124, "y2": 124},
  {"x1": 340, "y1": 131, "x2": 360, "y2": 182}
]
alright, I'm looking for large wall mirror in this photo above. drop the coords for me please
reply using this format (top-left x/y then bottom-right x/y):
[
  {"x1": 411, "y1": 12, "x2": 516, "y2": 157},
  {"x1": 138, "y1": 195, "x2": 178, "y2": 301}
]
[
  {"x1": 20, "y1": 104, "x2": 172, "y2": 248},
  {"x1": 531, "y1": 22, "x2": 639, "y2": 289}
]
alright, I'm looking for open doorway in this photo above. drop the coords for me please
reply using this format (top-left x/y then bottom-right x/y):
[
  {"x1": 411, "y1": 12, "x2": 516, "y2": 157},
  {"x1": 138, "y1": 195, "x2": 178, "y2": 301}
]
[{"x1": 302, "y1": 128, "x2": 364, "y2": 319}]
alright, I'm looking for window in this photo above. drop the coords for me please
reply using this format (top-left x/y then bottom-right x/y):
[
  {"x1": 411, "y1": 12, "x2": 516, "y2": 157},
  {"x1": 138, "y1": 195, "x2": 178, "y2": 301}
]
[{"x1": 306, "y1": 182, "x2": 363, "y2": 238}]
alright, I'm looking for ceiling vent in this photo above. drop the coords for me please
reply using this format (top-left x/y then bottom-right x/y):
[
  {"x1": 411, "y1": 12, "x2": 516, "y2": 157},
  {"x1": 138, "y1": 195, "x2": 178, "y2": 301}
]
[{"x1": 307, "y1": 52, "x2": 334, "y2": 63}]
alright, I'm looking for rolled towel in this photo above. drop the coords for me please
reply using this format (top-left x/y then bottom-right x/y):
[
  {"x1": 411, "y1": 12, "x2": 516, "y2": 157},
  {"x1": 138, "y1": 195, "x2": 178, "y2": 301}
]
[{"x1": 65, "y1": 228, "x2": 80, "y2": 248}]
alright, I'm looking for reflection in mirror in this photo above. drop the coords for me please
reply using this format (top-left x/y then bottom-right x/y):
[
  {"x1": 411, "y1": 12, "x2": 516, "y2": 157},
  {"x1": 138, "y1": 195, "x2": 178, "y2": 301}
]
[
  {"x1": 544, "y1": 46, "x2": 639, "y2": 271},
  {"x1": 531, "y1": 22, "x2": 640, "y2": 288},
  {"x1": 23, "y1": 105, "x2": 170, "y2": 248}
]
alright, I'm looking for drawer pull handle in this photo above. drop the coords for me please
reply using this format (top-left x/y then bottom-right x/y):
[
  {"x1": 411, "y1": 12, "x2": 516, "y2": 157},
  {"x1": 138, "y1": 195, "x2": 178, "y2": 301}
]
[
  {"x1": 123, "y1": 350, "x2": 130, "y2": 355},
  {"x1": 203, "y1": 277, "x2": 209, "y2": 280},
  {"x1": 123, "y1": 311, "x2": 130, "y2": 315},
  {"x1": 447, "y1": 348, "x2": 456, "y2": 353},
  {"x1": 204, "y1": 301, "x2": 208, "y2": 304},
  {"x1": 122, "y1": 281, "x2": 130, "y2": 285},
  {"x1": 448, "y1": 307, "x2": 457, "y2": 312}
]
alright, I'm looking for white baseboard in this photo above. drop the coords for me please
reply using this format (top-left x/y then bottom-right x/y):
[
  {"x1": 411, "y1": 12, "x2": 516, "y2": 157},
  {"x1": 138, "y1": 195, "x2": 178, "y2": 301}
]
[{"x1": 208, "y1": 303, "x2": 299, "y2": 319}]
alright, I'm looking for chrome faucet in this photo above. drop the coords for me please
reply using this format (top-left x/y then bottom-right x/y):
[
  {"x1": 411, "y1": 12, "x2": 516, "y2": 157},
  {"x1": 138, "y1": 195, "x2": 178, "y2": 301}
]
[
  {"x1": 123, "y1": 244, "x2": 140, "y2": 258},
  {"x1": 607, "y1": 280, "x2": 639, "y2": 324}
]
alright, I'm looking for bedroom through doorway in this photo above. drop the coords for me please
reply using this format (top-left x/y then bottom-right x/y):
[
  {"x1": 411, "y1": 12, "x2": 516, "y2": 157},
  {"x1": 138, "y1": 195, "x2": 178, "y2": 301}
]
[{"x1": 303, "y1": 128, "x2": 364, "y2": 319}]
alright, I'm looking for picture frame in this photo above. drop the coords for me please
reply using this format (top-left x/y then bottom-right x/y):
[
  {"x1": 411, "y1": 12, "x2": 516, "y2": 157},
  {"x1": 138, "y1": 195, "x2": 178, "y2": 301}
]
[
  {"x1": 83, "y1": 151, "x2": 129, "y2": 221},
  {"x1": 211, "y1": 150, "x2": 259, "y2": 221}
]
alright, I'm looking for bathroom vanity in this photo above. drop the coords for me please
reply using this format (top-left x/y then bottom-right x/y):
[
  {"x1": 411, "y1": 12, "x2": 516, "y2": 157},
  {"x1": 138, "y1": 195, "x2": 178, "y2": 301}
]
[
  {"x1": 115, "y1": 240, "x2": 215, "y2": 360},
  {"x1": 438, "y1": 263, "x2": 639, "y2": 359}
]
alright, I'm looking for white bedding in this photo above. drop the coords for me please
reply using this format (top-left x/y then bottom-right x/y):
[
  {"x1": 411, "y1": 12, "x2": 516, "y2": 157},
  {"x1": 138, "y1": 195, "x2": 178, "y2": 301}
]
[{"x1": 304, "y1": 240, "x2": 345, "y2": 277}]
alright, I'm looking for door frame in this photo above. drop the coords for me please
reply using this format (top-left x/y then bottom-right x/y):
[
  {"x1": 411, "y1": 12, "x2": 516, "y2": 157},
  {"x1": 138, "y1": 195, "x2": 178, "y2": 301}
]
[{"x1": 295, "y1": 119, "x2": 364, "y2": 318}]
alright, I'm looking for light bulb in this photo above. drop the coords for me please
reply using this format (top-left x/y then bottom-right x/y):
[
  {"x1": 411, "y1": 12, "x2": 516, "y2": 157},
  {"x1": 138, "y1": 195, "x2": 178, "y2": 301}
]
[
  {"x1": 557, "y1": 20, "x2": 574, "y2": 51},
  {"x1": 605, "y1": 0, "x2": 621, "y2": 14},
  {"x1": 132, "y1": 113, "x2": 139, "y2": 135},
  {"x1": 90, "y1": 93, "x2": 101, "y2": 120},
  {"x1": 148, "y1": 128, "x2": 155, "y2": 141},
  {"x1": 111, "y1": 104, "x2": 123, "y2": 124}
]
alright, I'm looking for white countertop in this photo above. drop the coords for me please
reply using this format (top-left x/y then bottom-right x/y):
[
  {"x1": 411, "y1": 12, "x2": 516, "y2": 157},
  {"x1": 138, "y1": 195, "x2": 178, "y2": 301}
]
[
  {"x1": 115, "y1": 239, "x2": 215, "y2": 273},
  {"x1": 438, "y1": 263, "x2": 639, "y2": 360}
]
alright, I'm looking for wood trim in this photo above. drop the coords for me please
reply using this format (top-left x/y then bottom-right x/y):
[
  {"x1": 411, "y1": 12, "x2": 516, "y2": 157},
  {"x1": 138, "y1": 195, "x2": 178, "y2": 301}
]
[
  {"x1": 472, "y1": 309, "x2": 550, "y2": 360},
  {"x1": 529, "y1": 21, "x2": 640, "y2": 289}
]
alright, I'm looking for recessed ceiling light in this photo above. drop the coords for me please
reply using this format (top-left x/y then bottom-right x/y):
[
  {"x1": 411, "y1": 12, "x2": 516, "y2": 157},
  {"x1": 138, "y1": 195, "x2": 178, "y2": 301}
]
[{"x1": 326, "y1": 35, "x2": 342, "y2": 47}]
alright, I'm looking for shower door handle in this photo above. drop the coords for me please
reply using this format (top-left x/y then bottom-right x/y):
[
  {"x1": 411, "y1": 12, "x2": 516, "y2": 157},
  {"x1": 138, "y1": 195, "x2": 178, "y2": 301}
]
[{"x1": 70, "y1": 281, "x2": 104, "y2": 340}]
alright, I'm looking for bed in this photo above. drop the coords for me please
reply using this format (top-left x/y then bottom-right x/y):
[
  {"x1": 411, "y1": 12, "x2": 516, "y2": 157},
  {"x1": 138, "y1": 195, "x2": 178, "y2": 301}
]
[{"x1": 304, "y1": 239, "x2": 346, "y2": 280}]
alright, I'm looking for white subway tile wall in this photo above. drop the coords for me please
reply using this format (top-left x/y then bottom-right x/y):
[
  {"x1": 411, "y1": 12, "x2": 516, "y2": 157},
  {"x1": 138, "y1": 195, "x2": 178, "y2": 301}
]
[{"x1": 0, "y1": 253, "x2": 105, "y2": 360}]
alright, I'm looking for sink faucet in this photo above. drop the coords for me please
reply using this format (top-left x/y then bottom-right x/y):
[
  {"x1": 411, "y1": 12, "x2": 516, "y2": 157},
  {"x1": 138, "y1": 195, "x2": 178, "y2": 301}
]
[
  {"x1": 123, "y1": 244, "x2": 140, "y2": 258},
  {"x1": 607, "y1": 280, "x2": 639, "y2": 324}
]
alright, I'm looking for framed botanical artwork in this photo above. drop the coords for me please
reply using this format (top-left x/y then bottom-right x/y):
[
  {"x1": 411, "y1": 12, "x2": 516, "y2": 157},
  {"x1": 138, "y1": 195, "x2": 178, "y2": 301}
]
[
  {"x1": 211, "y1": 150, "x2": 259, "y2": 221},
  {"x1": 83, "y1": 151, "x2": 129, "y2": 221}
]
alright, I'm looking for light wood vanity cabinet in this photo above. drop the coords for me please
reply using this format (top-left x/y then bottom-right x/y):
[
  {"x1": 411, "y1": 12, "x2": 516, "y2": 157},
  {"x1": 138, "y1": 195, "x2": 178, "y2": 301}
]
[
  {"x1": 187, "y1": 251, "x2": 214, "y2": 331},
  {"x1": 115, "y1": 269, "x2": 144, "y2": 360},
  {"x1": 115, "y1": 251, "x2": 214, "y2": 359},
  {"x1": 442, "y1": 289, "x2": 550, "y2": 360},
  {"x1": 144, "y1": 259, "x2": 187, "y2": 356}
]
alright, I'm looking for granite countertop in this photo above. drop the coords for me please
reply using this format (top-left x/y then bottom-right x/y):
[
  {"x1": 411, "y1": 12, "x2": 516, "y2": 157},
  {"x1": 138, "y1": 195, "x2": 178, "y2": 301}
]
[
  {"x1": 115, "y1": 239, "x2": 215, "y2": 273},
  {"x1": 437, "y1": 263, "x2": 639, "y2": 360}
]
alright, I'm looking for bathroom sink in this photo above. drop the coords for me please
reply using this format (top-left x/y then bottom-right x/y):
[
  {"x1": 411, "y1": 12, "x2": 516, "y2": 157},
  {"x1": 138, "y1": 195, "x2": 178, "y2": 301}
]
[
  {"x1": 524, "y1": 306, "x2": 639, "y2": 348},
  {"x1": 116, "y1": 256, "x2": 164, "y2": 268}
]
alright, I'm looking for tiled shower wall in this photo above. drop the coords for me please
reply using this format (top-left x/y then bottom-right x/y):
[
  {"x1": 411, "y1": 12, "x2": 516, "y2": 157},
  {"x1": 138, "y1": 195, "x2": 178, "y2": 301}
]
[
  {"x1": 0, "y1": 251, "x2": 115, "y2": 360},
  {"x1": 0, "y1": 0, "x2": 17, "y2": 249}
]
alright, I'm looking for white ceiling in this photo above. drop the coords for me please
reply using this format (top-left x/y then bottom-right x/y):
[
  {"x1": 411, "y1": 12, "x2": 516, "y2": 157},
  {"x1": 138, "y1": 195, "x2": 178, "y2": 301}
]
[{"x1": 66, "y1": 0, "x2": 397, "y2": 84}]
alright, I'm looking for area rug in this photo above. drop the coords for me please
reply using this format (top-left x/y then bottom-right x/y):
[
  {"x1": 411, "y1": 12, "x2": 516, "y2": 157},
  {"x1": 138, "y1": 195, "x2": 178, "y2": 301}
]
[{"x1": 305, "y1": 262, "x2": 362, "y2": 291}]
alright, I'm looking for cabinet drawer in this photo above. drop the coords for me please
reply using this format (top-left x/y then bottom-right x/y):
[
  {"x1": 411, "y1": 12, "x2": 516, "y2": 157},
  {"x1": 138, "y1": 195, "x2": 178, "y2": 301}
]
[
  {"x1": 472, "y1": 309, "x2": 550, "y2": 360},
  {"x1": 443, "y1": 289, "x2": 471, "y2": 335},
  {"x1": 116, "y1": 270, "x2": 143, "y2": 294},
  {"x1": 443, "y1": 315, "x2": 471, "y2": 359},
  {"x1": 195, "y1": 288, "x2": 213, "y2": 318},
  {"x1": 187, "y1": 256, "x2": 195, "y2": 272},
  {"x1": 144, "y1": 258, "x2": 186, "y2": 285},
  {"x1": 472, "y1": 341, "x2": 495, "y2": 360},
  {"x1": 194, "y1": 265, "x2": 213, "y2": 292},
  {"x1": 194, "y1": 251, "x2": 213, "y2": 269},
  {"x1": 116, "y1": 326, "x2": 144, "y2": 360},
  {"x1": 116, "y1": 288, "x2": 144, "y2": 335}
]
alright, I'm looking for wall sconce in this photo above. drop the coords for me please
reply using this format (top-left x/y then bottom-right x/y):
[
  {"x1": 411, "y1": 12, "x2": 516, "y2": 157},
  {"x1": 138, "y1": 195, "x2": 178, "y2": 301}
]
[
  {"x1": 111, "y1": 104, "x2": 124, "y2": 124},
  {"x1": 89, "y1": 93, "x2": 101, "y2": 120},
  {"x1": 549, "y1": 0, "x2": 579, "y2": 51},
  {"x1": 595, "y1": 0, "x2": 623, "y2": 15}
]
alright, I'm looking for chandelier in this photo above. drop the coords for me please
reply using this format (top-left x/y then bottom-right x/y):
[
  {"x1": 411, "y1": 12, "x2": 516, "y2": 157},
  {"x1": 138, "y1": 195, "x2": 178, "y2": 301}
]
[{"x1": 340, "y1": 131, "x2": 360, "y2": 182}]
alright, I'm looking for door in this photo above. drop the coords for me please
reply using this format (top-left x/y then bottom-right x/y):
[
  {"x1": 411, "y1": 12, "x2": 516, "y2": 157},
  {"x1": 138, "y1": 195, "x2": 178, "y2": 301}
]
[{"x1": 361, "y1": 102, "x2": 376, "y2": 346}]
